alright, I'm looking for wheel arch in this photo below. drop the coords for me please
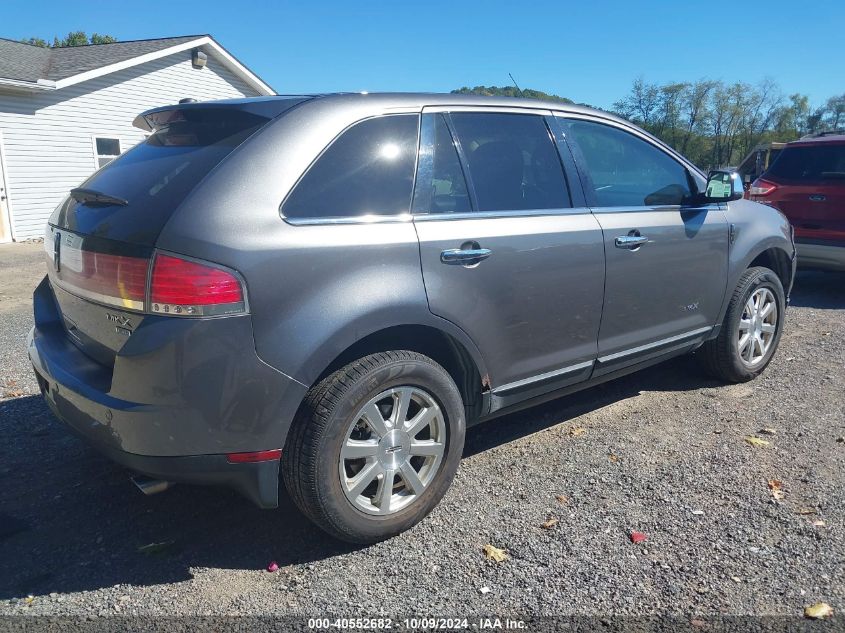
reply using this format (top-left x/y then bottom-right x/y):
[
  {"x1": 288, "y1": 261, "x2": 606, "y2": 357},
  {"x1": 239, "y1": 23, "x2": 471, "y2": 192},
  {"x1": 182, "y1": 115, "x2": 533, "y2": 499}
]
[
  {"x1": 311, "y1": 323, "x2": 489, "y2": 424},
  {"x1": 748, "y1": 246, "x2": 794, "y2": 293}
]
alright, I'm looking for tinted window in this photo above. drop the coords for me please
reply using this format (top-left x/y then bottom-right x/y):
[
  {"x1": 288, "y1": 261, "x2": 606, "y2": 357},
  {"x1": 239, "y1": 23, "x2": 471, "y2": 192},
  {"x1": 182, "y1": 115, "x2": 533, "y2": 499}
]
[
  {"x1": 283, "y1": 115, "x2": 419, "y2": 219},
  {"x1": 52, "y1": 107, "x2": 275, "y2": 246},
  {"x1": 449, "y1": 113, "x2": 570, "y2": 211},
  {"x1": 413, "y1": 114, "x2": 471, "y2": 214},
  {"x1": 767, "y1": 144, "x2": 845, "y2": 182},
  {"x1": 567, "y1": 120, "x2": 693, "y2": 207}
]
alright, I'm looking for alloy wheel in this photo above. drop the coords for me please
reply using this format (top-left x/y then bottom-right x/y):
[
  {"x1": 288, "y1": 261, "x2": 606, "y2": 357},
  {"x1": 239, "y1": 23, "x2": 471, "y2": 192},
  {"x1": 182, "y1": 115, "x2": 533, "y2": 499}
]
[
  {"x1": 737, "y1": 287, "x2": 778, "y2": 366},
  {"x1": 339, "y1": 386, "x2": 446, "y2": 516}
]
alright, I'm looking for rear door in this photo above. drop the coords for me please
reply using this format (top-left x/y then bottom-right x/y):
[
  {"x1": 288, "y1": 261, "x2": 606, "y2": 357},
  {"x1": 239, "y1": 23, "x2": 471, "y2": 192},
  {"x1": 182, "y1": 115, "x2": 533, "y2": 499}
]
[
  {"x1": 413, "y1": 108, "x2": 605, "y2": 404},
  {"x1": 558, "y1": 116, "x2": 729, "y2": 376}
]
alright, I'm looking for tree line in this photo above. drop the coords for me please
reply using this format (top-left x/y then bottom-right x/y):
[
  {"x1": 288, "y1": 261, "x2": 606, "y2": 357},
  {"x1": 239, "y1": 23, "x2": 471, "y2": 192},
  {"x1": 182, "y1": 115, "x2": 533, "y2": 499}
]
[
  {"x1": 453, "y1": 81, "x2": 844, "y2": 169},
  {"x1": 21, "y1": 31, "x2": 117, "y2": 48}
]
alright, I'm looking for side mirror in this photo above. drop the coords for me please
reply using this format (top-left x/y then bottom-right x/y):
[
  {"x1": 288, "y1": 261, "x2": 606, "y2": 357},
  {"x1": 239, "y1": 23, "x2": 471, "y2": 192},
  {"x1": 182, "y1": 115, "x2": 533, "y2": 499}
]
[{"x1": 704, "y1": 170, "x2": 743, "y2": 202}]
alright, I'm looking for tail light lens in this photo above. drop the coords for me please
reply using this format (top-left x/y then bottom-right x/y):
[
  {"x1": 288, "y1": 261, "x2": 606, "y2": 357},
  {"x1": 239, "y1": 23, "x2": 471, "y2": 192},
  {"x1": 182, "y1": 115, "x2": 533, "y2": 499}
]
[
  {"x1": 749, "y1": 179, "x2": 778, "y2": 196},
  {"x1": 46, "y1": 227, "x2": 246, "y2": 317},
  {"x1": 150, "y1": 254, "x2": 245, "y2": 316},
  {"x1": 49, "y1": 232, "x2": 147, "y2": 310}
]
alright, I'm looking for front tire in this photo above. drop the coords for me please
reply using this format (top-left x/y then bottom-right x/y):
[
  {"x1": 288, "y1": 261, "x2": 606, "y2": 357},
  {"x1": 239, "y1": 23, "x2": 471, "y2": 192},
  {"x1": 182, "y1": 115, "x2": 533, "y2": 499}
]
[
  {"x1": 699, "y1": 266, "x2": 786, "y2": 383},
  {"x1": 282, "y1": 351, "x2": 465, "y2": 544}
]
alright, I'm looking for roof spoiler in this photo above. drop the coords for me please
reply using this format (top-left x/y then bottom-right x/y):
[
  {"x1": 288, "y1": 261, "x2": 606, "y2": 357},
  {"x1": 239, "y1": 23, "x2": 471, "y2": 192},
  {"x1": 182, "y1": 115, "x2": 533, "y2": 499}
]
[{"x1": 132, "y1": 96, "x2": 314, "y2": 132}]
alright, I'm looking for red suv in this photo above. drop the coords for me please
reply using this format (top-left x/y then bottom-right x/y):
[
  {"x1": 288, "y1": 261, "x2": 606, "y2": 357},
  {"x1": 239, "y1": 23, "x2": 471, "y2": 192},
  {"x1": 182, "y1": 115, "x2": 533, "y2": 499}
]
[{"x1": 750, "y1": 133, "x2": 845, "y2": 271}]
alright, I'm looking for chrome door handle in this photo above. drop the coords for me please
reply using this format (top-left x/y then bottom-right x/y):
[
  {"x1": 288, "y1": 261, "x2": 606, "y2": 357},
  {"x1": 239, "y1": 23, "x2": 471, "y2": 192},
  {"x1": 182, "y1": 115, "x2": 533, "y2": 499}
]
[
  {"x1": 614, "y1": 235, "x2": 648, "y2": 249},
  {"x1": 440, "y1": 248, "x2": 492, "y2": 265}
]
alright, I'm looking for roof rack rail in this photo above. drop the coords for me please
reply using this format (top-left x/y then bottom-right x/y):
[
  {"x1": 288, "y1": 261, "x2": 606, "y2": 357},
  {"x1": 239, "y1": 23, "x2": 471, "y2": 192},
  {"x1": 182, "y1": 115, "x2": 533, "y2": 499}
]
[{"x1": 800, "y1": 129, "x2": 845, "y2": 139}]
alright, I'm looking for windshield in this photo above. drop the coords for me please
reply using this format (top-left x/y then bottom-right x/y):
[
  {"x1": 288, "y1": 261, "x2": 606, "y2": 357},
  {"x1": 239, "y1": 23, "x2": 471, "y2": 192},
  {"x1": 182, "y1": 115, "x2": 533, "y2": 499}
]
[{"x1": 766, "y1": 144, "x2": 845, "y2": 182}]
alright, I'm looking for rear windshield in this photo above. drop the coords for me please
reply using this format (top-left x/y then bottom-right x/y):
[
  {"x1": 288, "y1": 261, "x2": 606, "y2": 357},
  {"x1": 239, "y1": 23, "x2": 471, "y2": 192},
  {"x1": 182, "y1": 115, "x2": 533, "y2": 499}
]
[
  {"x1": 51, "y1": 106, "x2": 289, "y2": 245},
  {"x1": 766, "y1": 144, "x2": 845, "y2": 182}
]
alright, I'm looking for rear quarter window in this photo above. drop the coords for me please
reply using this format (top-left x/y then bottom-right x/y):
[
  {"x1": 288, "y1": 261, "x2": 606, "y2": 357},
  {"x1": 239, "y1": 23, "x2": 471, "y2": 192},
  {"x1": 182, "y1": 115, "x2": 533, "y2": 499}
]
[{"x1": 282, "y1": 114, "x2": 420, "y2": 220}]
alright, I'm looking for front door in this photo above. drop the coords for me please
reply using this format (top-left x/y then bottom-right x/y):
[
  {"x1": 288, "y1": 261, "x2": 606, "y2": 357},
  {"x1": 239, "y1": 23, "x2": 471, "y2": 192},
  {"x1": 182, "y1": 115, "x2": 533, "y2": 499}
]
[
  {"x1": 0, "y1": 134, "x2": 11, "y2": 243},
  {"x1": 559, "y1": 116, "x2": 729, "y2": 376},
  {"x1": 413, "y1": 109, "x2": 605, "y2": 404}
]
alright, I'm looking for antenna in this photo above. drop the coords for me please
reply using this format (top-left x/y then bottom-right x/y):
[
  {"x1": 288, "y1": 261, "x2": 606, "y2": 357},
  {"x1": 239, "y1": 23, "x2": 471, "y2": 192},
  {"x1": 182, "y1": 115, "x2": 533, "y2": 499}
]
[{"x1": 508, "y1": 73, "x2": 524, "y2": 98}]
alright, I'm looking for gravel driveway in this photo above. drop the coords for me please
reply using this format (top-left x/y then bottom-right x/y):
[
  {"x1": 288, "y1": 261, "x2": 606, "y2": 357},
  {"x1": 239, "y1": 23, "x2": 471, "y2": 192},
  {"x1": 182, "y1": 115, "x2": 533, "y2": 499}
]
[{"x1": 1, "y1": 242, "x2": 843, "y2": 625}]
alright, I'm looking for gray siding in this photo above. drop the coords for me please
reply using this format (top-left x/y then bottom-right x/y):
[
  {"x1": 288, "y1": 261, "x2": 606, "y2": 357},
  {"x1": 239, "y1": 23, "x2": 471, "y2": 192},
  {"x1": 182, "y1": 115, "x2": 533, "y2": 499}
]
[{"x1": 0, "y1": 49, "x2": 262, "y2": 240}]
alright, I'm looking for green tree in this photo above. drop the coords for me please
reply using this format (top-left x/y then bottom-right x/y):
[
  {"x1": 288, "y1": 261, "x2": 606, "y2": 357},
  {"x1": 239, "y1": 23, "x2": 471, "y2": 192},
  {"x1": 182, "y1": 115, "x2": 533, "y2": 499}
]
[
  {"x1": 21, "y1": 32, "x2": 118, "y2": 48},
  {"x1": 451, "y1": 85, "x2": 573, "y2": 104}
]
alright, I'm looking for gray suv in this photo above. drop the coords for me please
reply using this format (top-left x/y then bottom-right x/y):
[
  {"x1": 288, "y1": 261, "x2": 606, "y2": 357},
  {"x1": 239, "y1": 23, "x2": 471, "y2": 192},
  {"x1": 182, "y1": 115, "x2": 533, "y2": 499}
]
[{"x1": 30, "y1": 94, "x2": 796, "y2": 543}]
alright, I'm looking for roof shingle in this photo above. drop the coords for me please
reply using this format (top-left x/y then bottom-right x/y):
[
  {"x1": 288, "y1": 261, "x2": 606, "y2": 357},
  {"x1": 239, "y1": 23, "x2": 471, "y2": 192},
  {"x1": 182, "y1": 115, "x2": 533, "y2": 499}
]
[{"x1": 0, "y1": 35, "x2": 207, "y2": 83}]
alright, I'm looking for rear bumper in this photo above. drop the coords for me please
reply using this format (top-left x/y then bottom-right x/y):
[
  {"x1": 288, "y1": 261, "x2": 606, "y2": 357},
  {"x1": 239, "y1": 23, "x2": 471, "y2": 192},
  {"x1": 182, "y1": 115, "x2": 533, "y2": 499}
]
[
  {"x1": 796, "y1": 240, "x2": 845, "y2": 272},
  {"x1": 28, "y1": 276, "x2": 308, "y2": 508}
]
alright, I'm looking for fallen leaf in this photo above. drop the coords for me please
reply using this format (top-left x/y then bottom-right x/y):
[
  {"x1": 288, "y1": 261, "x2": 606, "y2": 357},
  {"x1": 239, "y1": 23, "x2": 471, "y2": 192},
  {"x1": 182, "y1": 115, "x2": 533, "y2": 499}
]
[
  {"x1": 744, "y1": 436, "x2": 770, "y2": 448},
  {"x1": 482, "y1": 544, "x2": 508, "y2": 562},
  {"x1": 767, "y1": 479, "x2": 782, "y2": 490},
  {"x1": 267, "y1": 561, "x2": 279, "y2": 573},
  {"x1": 479, "y1": 586, "x2": 491, "y2": 595},
  {"x1": 540, "y1": 517, "x2": 559, "y2": 530},
  {"x1": 731, "y1": 576, "x2": 742, "y2": 583},
  {"x1": 137, "y1": 540, "x2": 175, "y2": 556},
  {"x1": 608, "y1": 454, "x2": 619, "y2": 463},
  {"x1": 812, "y1": 520, "x2": 826, "y2": 527},
  {"x1": 691, "y1": 509, "x2": 705, "y2": 516},
  {"x1": 796, "y1": 508, "x2": 817, "y2": 515},
  {"x1": 569, "y1": 426, "x2": 586, "y2": 437},
  {"x1": 804, "y1": 602, "x2": 833, "y2": 619},
  {"x1": 772, "y1": 490, "x2": 786, "y2": 500},
  {"x1": 24, "y1": 595, "x2": 34, "y2": 605},
  {"x1": 630, "y1": 531, "x2": 647, "y2": 544},
  {"x1": 690, "y1": 619, "x2": 707, "y2": 628},
  {"x1": 759, "y1": 428, "x2": 777, "y2": 435},
  {"x1": 3, "y1": 390, "x2": 25, "y2": 398},
  {"x1": 822, "y1": 331, "x2": 831, "y2": 336},
  {"x1": 555, "y1": 494, "x2": 569, "y2": 505}
]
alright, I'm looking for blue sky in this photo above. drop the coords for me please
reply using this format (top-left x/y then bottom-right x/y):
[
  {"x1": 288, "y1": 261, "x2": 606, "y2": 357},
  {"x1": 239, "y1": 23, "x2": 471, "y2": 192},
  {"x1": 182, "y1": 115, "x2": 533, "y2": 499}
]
[{"x1": 5, "y1": 0, "x2": 842, "y2": 109}]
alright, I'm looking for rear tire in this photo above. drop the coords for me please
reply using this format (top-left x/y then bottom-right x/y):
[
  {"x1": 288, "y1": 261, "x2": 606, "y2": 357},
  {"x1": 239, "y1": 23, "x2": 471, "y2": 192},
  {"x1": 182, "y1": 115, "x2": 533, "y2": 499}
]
[
  {"x1": 698, "y1": 266, "x2": 785, "y2": 383},
  {"x1": 282, "y1": 351, "x2": 465, "y2": 544}
]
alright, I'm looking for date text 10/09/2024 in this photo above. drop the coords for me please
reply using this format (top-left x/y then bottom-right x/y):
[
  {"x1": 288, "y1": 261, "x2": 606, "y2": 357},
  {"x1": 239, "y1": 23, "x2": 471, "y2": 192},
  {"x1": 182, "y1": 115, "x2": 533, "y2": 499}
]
[{"x1": 307, "y1": 618, "x2": 527, "y2": 630}]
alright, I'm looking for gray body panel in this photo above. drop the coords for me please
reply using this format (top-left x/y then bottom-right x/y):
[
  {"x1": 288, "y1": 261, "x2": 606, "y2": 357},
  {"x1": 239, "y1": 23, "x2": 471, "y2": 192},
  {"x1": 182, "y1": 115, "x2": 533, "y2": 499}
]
[
  {"x1": 414, "y1": 212, "x2": 604, "y2": 388},
  {"x1": 29, "y1": 93, "x2": 796, "y2": 509},
  {"x1": 591, "y1": 206, "x2": 729, "y2": 374}
]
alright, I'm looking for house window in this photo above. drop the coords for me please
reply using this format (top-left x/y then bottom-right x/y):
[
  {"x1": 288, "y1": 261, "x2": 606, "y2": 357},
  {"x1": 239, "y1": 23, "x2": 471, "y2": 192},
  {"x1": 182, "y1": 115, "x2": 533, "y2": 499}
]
[{"x1": 94, "y1": 137, "x2": 121, "y2": 168}]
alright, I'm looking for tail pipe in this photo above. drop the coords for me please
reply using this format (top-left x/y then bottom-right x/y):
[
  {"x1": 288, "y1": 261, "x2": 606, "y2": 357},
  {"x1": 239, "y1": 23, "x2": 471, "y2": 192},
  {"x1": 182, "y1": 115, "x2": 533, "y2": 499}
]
[{"x1": 131, "y1": 475, "x2": 173, "y2": 496}]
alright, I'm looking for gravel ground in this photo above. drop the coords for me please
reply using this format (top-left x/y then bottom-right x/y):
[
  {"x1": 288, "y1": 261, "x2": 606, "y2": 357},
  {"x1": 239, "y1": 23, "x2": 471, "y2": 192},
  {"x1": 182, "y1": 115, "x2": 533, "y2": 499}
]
[{"x1": 0, "y1": 241, "x2": 843, "y2": 623}]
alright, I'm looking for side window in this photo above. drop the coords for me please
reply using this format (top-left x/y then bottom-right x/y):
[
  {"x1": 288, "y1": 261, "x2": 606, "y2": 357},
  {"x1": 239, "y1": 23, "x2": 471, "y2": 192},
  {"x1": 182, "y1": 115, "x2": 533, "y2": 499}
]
[
  {"x1": 449, "y1": 113, "x2": 570, "y2": 212},
  {"x1": 94, "y1": 137, "x2": 121, "y2": 168},
  {"x1": 283, "y1": 114, "x2": 419, "y2": 219},
  {"x1": 566, "y1": 120, "x2": 693, "y2": 207},
  {"x1": 413, "y1": 114, "x2": 471, "y2": 214}
]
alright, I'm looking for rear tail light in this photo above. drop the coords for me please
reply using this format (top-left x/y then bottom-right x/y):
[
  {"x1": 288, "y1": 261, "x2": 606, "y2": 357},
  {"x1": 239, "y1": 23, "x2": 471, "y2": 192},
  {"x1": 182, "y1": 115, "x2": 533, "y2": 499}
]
[
  {"x1": 47, "y1": 228, "x2": 246, "y2": 317},
  {"x1": 150, "y1": 254, "x2": 245, "y2": 316},
  {"x1": 749, "y1": 178, "x2": 778, "y2": 196},
  {"x1": 49, "y1": 232, "x2": 147, "y2": 310}
]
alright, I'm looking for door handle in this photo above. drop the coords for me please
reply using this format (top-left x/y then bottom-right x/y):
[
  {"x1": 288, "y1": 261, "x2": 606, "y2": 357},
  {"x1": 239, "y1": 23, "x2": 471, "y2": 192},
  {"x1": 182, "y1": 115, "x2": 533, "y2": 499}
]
[
  {"x1": 614, "y1": 235, "x2": 648, "y2": 249},
  {"x1": 440, "y1": 248, "x2": 492, "y2": 266}
]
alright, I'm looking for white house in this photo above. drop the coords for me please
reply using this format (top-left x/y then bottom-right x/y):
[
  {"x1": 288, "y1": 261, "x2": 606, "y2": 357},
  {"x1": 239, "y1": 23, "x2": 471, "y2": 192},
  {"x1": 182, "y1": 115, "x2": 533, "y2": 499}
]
[{"x1": 0, "y1": 35, "x2": 275, "y2": 242}]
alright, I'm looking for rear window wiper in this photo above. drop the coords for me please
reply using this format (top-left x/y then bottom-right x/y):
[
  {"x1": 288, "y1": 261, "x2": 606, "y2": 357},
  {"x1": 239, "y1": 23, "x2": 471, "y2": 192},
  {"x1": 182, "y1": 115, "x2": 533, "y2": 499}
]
[{"x1": 70, "y1": 188, "x2": 128, "y2": 207}]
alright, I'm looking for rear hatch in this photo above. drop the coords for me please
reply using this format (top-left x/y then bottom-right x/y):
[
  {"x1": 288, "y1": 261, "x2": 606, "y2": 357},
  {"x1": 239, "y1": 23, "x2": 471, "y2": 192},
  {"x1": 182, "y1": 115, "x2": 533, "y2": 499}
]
[
  {"x1": 45, "y1": 98, "x2": 309, "y2": 367},
  {"x1": 762, "y1": 142, "x2": 845, "y2": 243}
]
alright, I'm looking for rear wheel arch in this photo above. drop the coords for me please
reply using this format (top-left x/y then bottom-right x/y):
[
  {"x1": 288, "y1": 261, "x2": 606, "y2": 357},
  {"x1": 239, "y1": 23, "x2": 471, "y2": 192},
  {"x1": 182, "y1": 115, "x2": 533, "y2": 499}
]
[{"x1": 310, "y1": 324, "x2": 488, "y2": 424}]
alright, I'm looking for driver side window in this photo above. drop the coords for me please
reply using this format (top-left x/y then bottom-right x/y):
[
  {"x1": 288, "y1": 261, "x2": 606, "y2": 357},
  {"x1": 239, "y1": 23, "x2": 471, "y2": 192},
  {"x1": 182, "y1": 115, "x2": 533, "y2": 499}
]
[{"x1": 566, "y1": 119, "x2": 693, "y2": 207}]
